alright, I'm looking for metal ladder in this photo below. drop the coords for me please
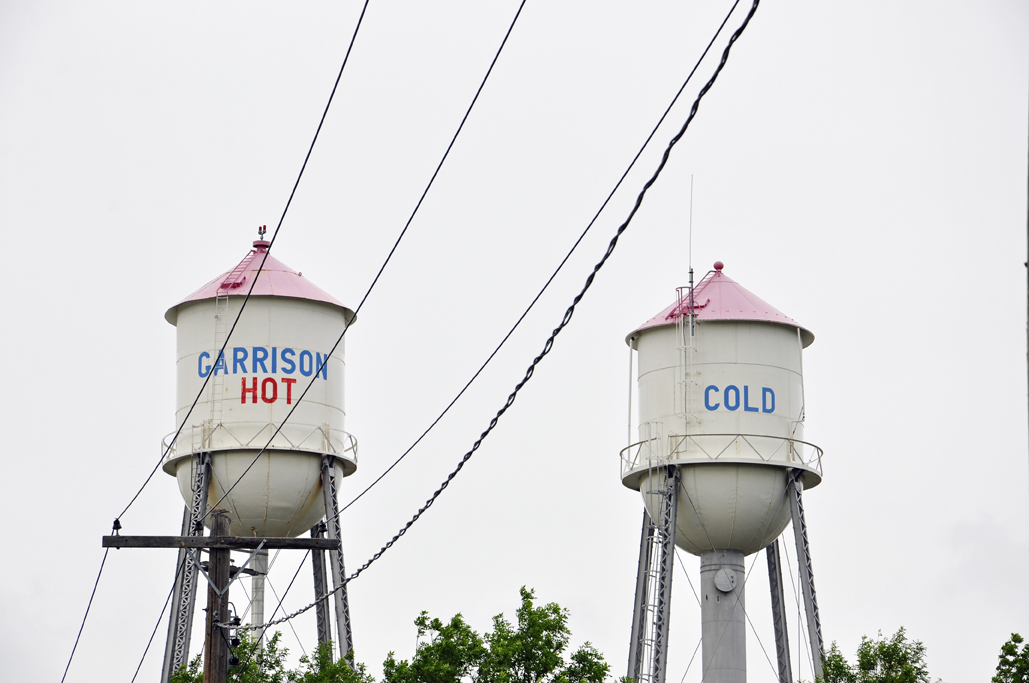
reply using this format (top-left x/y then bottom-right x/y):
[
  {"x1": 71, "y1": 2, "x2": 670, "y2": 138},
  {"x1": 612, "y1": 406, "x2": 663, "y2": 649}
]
[
  {"x1": 627, "y1": 466, "x2": 680, "y2": 683},
  {"x1": 210, "y1": 294, "x2": 229, "y2": 429}
]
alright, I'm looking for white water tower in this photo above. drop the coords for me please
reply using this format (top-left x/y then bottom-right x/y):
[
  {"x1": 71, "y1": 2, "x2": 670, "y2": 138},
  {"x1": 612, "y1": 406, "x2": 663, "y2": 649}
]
[
  {"x1": 158, "y1": 233, "x2": 359, "y2": 682},
  {"x1": 162, "y1": 236, "x2": 357, "y2": 536},
  {"x1": 623, "y1": 262, "x2": 824, "y2": 683}
]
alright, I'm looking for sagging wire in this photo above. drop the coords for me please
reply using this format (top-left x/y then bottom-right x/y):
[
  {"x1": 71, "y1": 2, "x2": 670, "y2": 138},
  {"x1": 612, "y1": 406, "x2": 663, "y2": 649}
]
[
  {"x1": 227, "y1": 0, "x2": 762, "y2": 632},
  {"x1": 328, "y1": 0, "x2": 745, "y2": 526},
  {"x1": 200, "y1": 0, "x2": 529, "y2": 528},
  {"x1": 115, "y1": 0, "x2": 373, "y2": 526}
]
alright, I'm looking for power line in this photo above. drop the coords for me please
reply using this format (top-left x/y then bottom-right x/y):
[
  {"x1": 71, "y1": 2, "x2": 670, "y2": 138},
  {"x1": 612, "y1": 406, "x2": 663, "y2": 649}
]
[
  {"x1": 261, "y1": 0, "x2": 747, "y2": 627},
  {"x1": 201, "y1": 0, "x2": 528, "y2": 526},
  {"x1": 115, "y1": 0, "x2": 372, "y2": 525},
  {"x1": 60, "y1": 548, "x2": 109, "y2": 683},
  {"x1": 130, "y1": 555, "x2": 188, "y2": 683},
  {"x1": 68, "y1": 5, "x2": 373, "y2": 676},
  {"x1": 231, "y1": 0, "x2": 762, "y2": 632},
  {"x1": 231, "y1": 551, "x2": 312, "y2": 682},
  {"x1": 330, "y1": 0, "x2": 744, "y2": 523}
]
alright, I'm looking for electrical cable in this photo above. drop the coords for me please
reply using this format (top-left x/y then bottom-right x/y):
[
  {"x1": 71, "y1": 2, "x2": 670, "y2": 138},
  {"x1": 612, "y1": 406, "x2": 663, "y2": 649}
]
[
  {"x1": 673, "y1": 547, "x2": 702, "y2": 608},
  {"x1": 265, "y1": 575, "x2": 308, "y2": 658},
  {"x1": 229, "y1": 0, "x2": 762, "y2": 631},
  {"x1": 60, "y1": 547, "x2": 109, "y2": 683},
  {"x1": 678, "y1": 637, "x2": 703, "y2": 683},
  {"x1": 130, "y1": 554, "x2": 188, "y2": 682},
  {"x1": 331, "y1": 0, "x2": 744, "y2": 522},
  {"x1": 782, "y1": 522, "x2": 811, "y2": 680},
  {"x1": 74, "y1": 5, "x2": 372, "y2": 675},
  {"x1": 230, "y1": 551, "x2": 311, "y2": 682},
  {"x1": 740, "y1": 558, "x2": 781, "y2": 680},
  {"x1": 201, "y1": 0, "x2": 528, "y2": 526},
  {"x1": 114, "y1": 0, "x2": 372, "y2": 525}
]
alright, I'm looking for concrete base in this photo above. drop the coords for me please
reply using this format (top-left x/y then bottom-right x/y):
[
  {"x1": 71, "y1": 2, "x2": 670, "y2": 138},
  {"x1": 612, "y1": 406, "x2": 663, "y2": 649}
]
[{"x1": 701, "y1": 550, "x2": 746, "y2": 683}]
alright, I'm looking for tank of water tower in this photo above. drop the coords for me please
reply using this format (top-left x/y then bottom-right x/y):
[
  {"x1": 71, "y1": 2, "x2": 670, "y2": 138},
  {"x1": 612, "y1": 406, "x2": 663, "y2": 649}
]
[
  {"x1": 162, "y1": 234, "x2": 357, "y2": 537},
  {"x1": 621, "y1": 261, "x2": 821, "y2": 556}
]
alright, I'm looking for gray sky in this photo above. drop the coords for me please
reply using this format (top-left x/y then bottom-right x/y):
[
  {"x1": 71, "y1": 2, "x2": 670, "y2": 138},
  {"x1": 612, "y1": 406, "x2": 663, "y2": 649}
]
[{"x1": 1, "y1": 1, "x2": 1027, "y2": 681}]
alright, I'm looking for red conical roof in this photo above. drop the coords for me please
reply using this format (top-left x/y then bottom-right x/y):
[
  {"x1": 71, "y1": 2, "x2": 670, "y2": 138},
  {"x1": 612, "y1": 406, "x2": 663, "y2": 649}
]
[
  {"x1": 629, "y1": 262, "x2": 813, "y2": 346},
  {"x1": 165, "y1": 240, "x2": 351, "y2": 325}
]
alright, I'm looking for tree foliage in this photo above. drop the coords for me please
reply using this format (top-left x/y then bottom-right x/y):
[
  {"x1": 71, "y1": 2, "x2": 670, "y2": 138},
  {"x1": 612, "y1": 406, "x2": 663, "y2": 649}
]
[
  {"x1": 168, "y1": 587, "x2": 609, "y2": 683},
  {"x1": 168, "y1": 631, "x2": 374, "y2": 683},
  {"x1": 819, "y1": 628, "x2": 938, "y2": 683},
  {"x1": 993, "y1": 633, "x2": 1029, "y2": 683},
  {"x1": 385, "y1": 587, "x2": 609, "y2": 683}
]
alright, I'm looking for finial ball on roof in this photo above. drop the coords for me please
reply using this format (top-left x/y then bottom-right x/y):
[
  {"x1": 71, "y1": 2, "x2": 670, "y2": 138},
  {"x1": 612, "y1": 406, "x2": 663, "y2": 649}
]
[{"x1": 713, "y1": 261, "x2": 724, "y2": 271}]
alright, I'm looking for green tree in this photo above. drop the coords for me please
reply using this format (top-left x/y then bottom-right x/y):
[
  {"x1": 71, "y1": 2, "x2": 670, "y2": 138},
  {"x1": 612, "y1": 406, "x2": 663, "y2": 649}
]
[
  {"x1": 170, "y1": 587, "x2": 610, "y2": 683},
  {"x1": 383, "y1": 613, "x2": 486, "y2": 683},
  {"x1": 384, "y1": 587, "x2": 609, "y2": 683},
  {"x1": 169, "y1": 631, "x2": 373, "y2": 683},
  {"x1": 169, "y1": 631, "x2": 291, "y2": 683},
  {"x1": 818, "y1": 628, "x2": 937, "y2": 683},
  {"x1": 993, "y1": 633, "x2": 1029, "y2": 683},
  {"x1": 291, "y1": 643, "x2": 376, "y2": 683},
  {"x1": 820, "y1": 642, "x2": 856, "y2": 683}
]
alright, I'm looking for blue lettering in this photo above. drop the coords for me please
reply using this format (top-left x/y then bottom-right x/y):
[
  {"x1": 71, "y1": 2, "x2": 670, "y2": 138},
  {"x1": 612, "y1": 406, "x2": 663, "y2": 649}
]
[
  {"x1": 762, "y1": 388, "x2": 775, "y2": 413},
  {"x1": 212, "y1": 351, "x2": 227, "y2": 376},
  {"x1": 724, "y1": 385, "x2": 740, "y2": 411},
  {"x1": 198, "y1": 352, "x2": 211, "y2": 378},
  {"x1": 744, "y1": 386, "x2": 759, "y2": 412},
  {"x1": 271, "y1": 347, "x2": 277, "y2": 374},
  {"x1": 233, "y1": 347, "x2": 248, "y2": 374},
  {"x1": 281, "y1": 348, "x2": 296, "y2": 374},
  {"x1": 704, "y1": 385, "x2": 720, "y2": 411},
  {"x1": 316, "y1": 352, "x2": 328, "y2": 380},
  {"x1": 252, "y1": 347, "x2": 269, "y2": 373},
  {"x1": 299, "y1": 350, "x2": 313, "y2": 377}
]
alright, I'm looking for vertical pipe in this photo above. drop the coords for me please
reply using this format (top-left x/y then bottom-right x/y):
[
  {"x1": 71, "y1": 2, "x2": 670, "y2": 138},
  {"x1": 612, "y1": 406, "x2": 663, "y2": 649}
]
[
  {"x1": 311, "y1": 523, "x2": 332, "y2": 646},
  {"x1": 700, "y1": 550, "x2": 746, "y2": 683},
  {"x1": 251, "y1": 549, "x2": 268, "y2": 647},
  {"x1": 766, "y1": 540, "x2": 793, "y2": 683},
  {"x1": 203, "y1": 510, "x2": 231, "y2": 683}
]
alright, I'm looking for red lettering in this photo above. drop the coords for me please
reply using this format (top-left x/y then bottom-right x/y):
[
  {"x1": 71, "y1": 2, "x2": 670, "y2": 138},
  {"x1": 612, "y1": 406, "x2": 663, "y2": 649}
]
[
  {"x1": 241, "y1": 377, "x2": 258, "y2": 404},
  {"x1": 261, "y1": 377, "x2": 277, "y2": 404},
  {"x1": 282, "y1": 378, "x2": 296, "y2": 404}
]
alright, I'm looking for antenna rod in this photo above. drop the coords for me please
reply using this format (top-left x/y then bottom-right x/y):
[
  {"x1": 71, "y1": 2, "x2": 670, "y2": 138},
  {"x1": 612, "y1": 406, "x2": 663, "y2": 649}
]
[{"x1": 688, "y1": 175, "x2": 695, "y2": 336}]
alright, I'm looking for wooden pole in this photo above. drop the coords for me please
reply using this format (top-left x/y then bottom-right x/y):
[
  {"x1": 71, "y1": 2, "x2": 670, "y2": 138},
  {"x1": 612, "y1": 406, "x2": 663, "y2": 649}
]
[{"x1": 203, "y1": 510, "x2": 231, "y2": 683}]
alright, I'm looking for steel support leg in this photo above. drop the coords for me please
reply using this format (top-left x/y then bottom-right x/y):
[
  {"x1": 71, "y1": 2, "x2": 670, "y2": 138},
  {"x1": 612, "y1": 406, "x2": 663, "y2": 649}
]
[
  {"x1": 162, "y1": 453, "x2": 210, "y2": 683},
  {"x1": 626, "y1": 466, "x2": 679, "y2": 683},
  {"x1": 321, "y1": 456, "x2": 353, "y2": 660},
  {"x1": 766, "y1": 540, "x2": 793, "y2": 683},
  {"x1": 310, "y1": 522, "x2": 332, "y2": 646},
  {"x1": 627, "y1": 511, "x2": 654, "y2": 681},
  {"x1": 788, "y1": 469, "x2": 823, "y2": 680},
  {"x1": 651, "y1": 466, "x2": 678, "y2": 683}
]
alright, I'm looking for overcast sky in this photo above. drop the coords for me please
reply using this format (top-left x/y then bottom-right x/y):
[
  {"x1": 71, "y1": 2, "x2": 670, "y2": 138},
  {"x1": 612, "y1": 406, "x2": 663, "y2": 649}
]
[{"x1": 2, "y1": 1, "x2": 1027, "y2": 681}]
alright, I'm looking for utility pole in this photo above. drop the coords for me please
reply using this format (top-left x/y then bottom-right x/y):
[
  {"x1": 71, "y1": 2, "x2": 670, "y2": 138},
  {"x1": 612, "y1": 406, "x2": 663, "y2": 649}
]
[
  {"x1": 203, "y1": 510, "x2": 231, "y2": 683},
  {"x1": 103, "y1": 528, "x2": 337, "y2": 681}
]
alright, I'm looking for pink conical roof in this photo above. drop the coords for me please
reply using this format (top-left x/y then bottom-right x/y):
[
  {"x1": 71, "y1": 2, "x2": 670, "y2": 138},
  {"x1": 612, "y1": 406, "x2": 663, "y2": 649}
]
[
  {"x1": 629, "y1": 262, "x2": 813, "y2": 346},
  {"x1": 165, "y1": 240, "x2": 351, "y2": 325}
]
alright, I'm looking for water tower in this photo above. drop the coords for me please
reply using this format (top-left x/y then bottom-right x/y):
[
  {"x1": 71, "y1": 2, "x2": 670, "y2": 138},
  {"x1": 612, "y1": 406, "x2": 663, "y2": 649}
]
[
  {"x1": 158, "y1": 232, "x2": 358, "y2": 681},
  {"x1": 622, "y1": 262, "x2": 824, "y2": 683}
]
